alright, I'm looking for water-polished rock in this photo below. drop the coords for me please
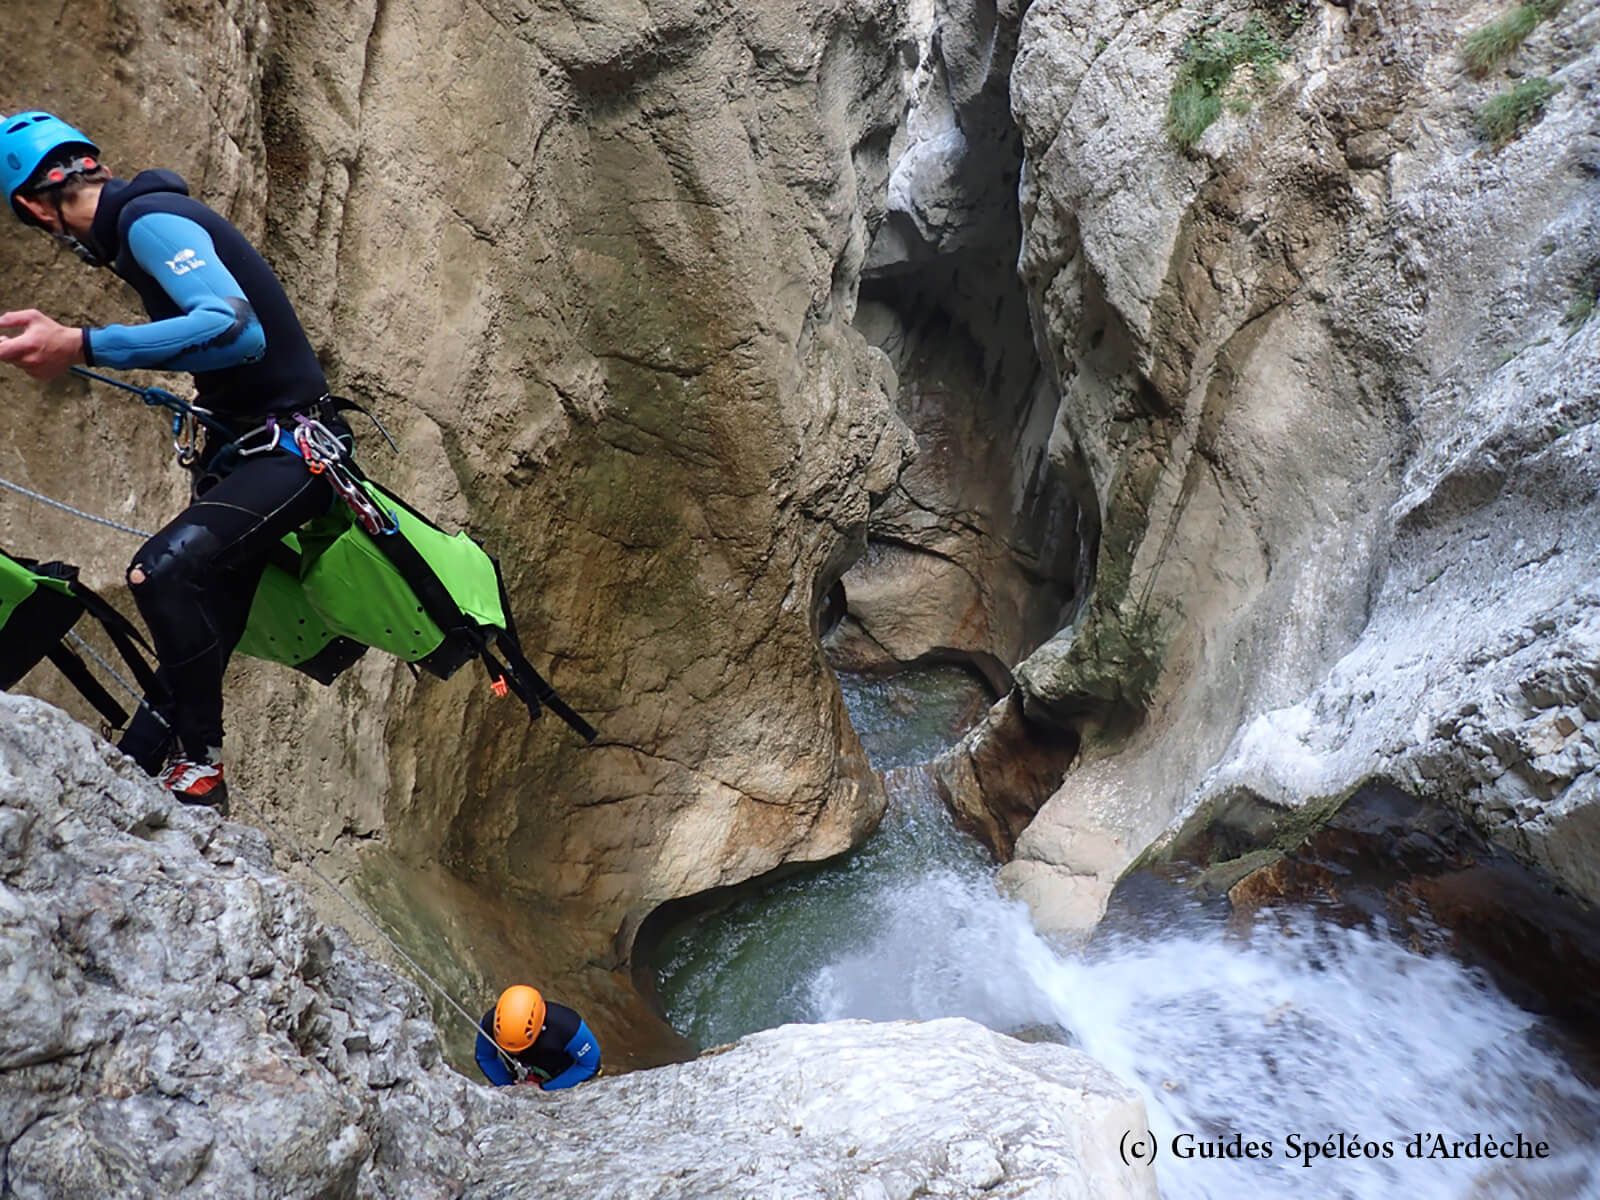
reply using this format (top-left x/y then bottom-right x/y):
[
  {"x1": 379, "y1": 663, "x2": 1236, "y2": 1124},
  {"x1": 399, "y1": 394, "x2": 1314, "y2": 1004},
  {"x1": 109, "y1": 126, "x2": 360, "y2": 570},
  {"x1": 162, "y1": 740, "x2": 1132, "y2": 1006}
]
[
  {"x1": 474, "y1": 1018, "x2": 1157, "y2": 1199},
  {"x1": 0, "y1": 694, "x2": 1154, "y2": 1198},
  {"x1": 976, "y1": 0, "x2": 1600, "y2": 938}
]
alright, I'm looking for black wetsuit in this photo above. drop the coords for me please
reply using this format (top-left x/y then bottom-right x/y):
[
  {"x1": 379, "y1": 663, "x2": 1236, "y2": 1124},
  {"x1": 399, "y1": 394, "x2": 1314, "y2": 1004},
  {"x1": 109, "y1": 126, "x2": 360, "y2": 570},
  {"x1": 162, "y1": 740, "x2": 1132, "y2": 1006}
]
[
  {"x1": 474, "y1": 1003, "x2": 602, "y2": 1089},
  {"x1": 88, "y1": 171, "x2": 336, "y2": 768}
]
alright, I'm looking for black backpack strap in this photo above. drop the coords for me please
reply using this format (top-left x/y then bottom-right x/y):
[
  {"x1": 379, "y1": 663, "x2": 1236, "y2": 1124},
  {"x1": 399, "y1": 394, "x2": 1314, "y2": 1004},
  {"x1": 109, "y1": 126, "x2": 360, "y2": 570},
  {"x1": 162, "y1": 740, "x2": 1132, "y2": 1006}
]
[
  {"x1": 44, "y1": 643, "x2": 131, "y2": 729},
  {"x1": 65, "y1": 577, "x2": 167, "y2": 704},
  {"x1": 489, "y1": 574, "x2": 597, "y2": 743},
  {"x1": 3, "y1": 554, "x2": 165, "y2": 730},
  {"x1": 346, "y1": 480, "x2": 597, "y2": 742}
]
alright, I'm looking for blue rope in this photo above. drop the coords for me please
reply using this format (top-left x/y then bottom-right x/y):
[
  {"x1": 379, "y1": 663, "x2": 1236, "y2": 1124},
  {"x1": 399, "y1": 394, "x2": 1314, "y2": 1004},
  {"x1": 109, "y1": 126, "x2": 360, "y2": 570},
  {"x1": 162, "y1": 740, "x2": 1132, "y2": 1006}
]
[{"x1": 70, "y1": 365, "x2": 233, "y2": 437}]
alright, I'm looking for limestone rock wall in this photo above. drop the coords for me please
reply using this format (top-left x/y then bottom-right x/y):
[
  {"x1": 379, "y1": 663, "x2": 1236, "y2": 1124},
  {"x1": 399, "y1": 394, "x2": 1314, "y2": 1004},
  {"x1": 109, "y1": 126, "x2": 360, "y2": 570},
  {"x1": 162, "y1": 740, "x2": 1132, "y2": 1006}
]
[
  {"x1": 984, "y1": 0, "x2": 1600, "y2": 935},
  {"x1": 0, "y1": 691, "x2": 1157, "y2": 1199},
  {"x1": 823, "y1": 0, "x2": 1086, "y2": 691},
  {"x1": 0, "y1": 0, "x2": 916, "y2": 1033}
]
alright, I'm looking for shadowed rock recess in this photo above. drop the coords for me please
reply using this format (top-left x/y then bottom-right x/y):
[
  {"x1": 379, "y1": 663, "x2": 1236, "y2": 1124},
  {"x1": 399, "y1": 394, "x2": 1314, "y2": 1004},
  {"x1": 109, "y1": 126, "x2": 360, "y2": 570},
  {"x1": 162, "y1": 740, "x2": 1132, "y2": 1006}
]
[
  {"x1": 0, "y1": 694, "x2": 1156, "y2": 1198},
  {"x1": 826, "y1": 0, "x2": 1088, "y2": 694}
]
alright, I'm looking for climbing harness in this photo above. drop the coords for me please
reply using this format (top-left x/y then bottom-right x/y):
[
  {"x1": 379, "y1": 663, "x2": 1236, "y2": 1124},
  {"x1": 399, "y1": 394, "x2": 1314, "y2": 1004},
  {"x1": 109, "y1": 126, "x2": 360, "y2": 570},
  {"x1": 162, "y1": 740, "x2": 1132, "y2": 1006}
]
[{"x1": 58, "y1": 367, "x2": 598, "y2": 743}]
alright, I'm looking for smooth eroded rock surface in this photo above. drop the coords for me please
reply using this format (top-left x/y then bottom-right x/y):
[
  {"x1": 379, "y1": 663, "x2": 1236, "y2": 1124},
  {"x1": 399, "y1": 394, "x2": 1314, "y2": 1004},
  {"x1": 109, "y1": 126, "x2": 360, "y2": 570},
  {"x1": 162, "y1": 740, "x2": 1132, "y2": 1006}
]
[
  {"x1": 0, "y1": 694, "x2": 1156, "y2": 1199},
  {"x1": 980, "y1": 0, "x2": 1600, "y2": 934},
  {"x1": 0, "y1": 0, "x2": 918, "y2": 1042}
]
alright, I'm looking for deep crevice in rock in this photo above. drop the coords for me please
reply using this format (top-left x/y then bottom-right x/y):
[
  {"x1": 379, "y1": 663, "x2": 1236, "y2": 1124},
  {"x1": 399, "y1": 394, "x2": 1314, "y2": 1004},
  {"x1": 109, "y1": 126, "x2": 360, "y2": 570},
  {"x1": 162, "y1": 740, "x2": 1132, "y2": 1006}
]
[{"x1": 825, "y1": 11, "x2": 1086, "y2": 696}]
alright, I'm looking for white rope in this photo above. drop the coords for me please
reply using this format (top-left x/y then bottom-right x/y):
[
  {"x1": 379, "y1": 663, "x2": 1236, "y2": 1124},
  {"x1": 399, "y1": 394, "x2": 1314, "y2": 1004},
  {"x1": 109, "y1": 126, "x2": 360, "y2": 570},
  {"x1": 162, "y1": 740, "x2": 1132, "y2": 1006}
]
[
  {"x1": 0, "y1": 475, "x2": 152, "y2": 540},
  {"x1": 63, "y1": 630, "x2": 172, "y2": 732},
  {"x1": 225, "y1": 789, "x2": 523, "y2": 1077}
]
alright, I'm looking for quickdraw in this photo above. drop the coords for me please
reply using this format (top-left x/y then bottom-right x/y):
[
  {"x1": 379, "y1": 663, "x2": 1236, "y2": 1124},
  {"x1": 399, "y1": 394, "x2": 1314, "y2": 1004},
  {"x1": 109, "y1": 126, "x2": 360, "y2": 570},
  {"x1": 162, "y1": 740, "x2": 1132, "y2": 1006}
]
[{"x1": 291, "y1": 417, "x2": 397, "y2": 536}]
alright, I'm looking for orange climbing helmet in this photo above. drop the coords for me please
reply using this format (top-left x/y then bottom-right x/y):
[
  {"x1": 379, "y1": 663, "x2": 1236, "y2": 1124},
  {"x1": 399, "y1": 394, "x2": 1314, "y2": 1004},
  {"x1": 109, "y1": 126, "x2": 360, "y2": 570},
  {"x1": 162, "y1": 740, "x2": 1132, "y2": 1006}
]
[{"x1": 493, "y1": 985, "x2": 546, "y2": 1052}]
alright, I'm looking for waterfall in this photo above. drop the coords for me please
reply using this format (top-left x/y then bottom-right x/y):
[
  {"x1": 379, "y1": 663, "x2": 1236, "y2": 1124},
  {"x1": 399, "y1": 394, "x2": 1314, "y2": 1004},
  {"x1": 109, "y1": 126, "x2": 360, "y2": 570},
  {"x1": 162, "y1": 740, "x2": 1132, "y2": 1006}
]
[{"x1": 656, "y1": 668, "x2": 1600, "y2": 1199}]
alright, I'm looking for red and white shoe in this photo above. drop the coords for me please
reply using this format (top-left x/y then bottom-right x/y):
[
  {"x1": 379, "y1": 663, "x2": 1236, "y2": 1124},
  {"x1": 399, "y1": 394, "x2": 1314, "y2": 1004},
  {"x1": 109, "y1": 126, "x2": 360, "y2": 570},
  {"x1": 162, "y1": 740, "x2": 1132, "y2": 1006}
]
[{"x1": 161, "y1": 758, "x2": 229, "y2": 815}]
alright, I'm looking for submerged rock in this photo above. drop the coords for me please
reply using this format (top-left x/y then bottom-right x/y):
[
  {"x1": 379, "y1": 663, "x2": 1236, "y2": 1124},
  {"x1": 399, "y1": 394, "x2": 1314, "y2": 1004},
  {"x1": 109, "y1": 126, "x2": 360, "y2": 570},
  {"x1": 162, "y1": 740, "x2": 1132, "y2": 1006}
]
[{"x1": 0, "y1": 694, "x2": 1154, "y2": 1198}]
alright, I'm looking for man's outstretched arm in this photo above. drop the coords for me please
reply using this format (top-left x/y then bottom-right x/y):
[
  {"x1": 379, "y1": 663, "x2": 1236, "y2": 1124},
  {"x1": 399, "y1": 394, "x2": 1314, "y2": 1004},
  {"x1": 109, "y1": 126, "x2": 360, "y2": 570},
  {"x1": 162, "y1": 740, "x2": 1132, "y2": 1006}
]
[
  {"x1": 0, "y1": 308, "x2": 83, "y2": 380},
  {"x1": 84, "y1": 211, "x2": 266, "y2": 373}
]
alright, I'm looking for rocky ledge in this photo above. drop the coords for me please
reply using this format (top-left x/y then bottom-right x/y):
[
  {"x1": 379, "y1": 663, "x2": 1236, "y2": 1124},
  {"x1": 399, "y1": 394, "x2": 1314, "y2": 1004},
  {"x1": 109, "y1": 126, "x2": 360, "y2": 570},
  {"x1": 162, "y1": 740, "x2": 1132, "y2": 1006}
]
[{"x1": 0, "y1": 693, "x2": 1153, "y2": 1199}]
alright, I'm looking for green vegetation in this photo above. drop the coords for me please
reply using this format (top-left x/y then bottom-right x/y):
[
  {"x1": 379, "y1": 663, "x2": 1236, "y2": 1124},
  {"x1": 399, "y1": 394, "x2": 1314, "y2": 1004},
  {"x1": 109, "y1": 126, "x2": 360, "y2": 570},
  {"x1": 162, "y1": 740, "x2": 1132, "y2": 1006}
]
[
  {"x1": 1278, "y1": 0, "x2": 1315, "y2": 28},
  {"x1": 1474, "y1": 77, "x2": 1559, "y2": 147},
  {"x1": 1166, "y1": 18, "x2": 1287, "y2": 149},
  {"x1": 1565, "y1": 281, "x2": 1597, "y2": 333},
  {"x1": 1462, "y1": 6, "x2": 1542, "y2": 74},
  {"x1": 1461, "y1": 0, "x2": 1566, "y2": 75}
]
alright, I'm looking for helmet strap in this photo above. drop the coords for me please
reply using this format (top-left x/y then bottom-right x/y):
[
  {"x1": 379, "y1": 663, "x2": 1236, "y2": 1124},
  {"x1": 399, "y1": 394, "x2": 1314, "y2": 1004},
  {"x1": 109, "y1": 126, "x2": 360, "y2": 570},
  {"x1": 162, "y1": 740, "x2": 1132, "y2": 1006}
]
[{"x1": 40, "y1": 188, "x2": 105, "y2": 266}]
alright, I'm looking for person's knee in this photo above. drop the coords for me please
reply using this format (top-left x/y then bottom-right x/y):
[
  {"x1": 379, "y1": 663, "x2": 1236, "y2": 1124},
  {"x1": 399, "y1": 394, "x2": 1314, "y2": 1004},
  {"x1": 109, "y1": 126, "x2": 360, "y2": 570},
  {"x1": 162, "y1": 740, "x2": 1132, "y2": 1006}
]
[{"x1": 128, "y1": 525, "x2": 222, "y2": 599}]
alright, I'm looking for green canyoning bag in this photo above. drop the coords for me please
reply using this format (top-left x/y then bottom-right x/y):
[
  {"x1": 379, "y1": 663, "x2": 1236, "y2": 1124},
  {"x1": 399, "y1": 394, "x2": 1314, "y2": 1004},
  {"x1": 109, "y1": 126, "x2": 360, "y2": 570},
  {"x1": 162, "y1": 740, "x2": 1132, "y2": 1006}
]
[
  {"x1": 236, "y1": 480, "x2": 597, "y2": 743},
  {"x1": 0, "y1": 547, "x2": 165, "y2": 730}
]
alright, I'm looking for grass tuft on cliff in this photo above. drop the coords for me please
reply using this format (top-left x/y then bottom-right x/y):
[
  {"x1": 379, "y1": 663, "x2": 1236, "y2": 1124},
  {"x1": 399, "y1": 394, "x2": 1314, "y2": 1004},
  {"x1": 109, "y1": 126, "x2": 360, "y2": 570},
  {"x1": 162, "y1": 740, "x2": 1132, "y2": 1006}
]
[
  {"x1": 1475, "y1": 77, "x2": 1560, "y2": 147},
  {"x1": 1167, "y1": 18, "x2": 1287, "y2": 149},
  {"x1": 1461, "y1": 0, "x2": 1566, "y2": 76},
  {"x1": 1565, "y1": 280, "x2": 1597, "y2": 333}
]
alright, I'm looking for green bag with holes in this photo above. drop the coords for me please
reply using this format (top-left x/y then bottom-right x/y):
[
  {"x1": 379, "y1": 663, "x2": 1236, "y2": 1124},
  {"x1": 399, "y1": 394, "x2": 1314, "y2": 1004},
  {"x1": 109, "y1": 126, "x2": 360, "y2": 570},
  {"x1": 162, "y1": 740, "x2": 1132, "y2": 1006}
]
[
  {"x1": 237, "y1": 479, "x2": 596, "y2": 742},
  {"x1": 237, "y1": 482, "x2": 504, "y2": 679},
  {"x1": 232, "y1": 535, "x2": 361, "y2": 683}
]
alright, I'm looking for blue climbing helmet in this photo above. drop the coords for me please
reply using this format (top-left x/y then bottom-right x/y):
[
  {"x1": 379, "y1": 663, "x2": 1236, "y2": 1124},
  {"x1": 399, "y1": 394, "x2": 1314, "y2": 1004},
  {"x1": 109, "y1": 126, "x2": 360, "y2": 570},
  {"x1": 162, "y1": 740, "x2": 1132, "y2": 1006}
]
[{"x1": 0, "y1": 111, "x2": 101, "y2": 226}]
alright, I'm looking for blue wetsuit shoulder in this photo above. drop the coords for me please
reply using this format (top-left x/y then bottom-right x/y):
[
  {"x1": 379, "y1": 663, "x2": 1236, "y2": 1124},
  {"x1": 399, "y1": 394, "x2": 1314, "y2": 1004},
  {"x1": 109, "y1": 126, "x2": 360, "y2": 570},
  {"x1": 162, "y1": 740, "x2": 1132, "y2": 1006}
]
[{"x1": 85, "y1": 209, "x2": 265, "y2": 373}]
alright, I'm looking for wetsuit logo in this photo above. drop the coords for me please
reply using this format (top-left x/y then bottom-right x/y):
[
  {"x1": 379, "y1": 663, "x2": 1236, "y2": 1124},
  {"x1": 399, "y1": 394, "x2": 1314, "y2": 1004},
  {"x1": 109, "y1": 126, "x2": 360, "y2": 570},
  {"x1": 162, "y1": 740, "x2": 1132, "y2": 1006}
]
[{"x1": 165, "y1": 248, "x2": 207, "y2": 276}]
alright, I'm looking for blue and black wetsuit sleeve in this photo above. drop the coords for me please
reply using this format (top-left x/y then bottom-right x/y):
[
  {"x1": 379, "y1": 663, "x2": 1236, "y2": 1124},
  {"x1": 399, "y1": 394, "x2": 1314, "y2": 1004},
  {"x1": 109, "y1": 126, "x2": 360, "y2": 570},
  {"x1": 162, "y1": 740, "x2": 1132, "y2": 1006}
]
[
  {"x1": 541, "y1": 1020, "x2": 601, "y2": 1091},
  {"x1": 475, "y1": 1016, "x2": 517, "y2": 1087},
  {"x1": 83, "y1": 212, "x2": 266, "y2": 372}
]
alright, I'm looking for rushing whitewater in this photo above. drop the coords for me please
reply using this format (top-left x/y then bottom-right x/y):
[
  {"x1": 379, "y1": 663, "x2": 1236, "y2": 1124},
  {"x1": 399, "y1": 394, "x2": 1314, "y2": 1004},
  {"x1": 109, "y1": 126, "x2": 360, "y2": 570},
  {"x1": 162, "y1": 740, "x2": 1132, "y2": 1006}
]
[
  {"x1": 656, "y1": 669, "x2": 1600, "y2": 1198},
  {"x1": 811, "y1": 851, "x2": 1599, "y2": 1198}
]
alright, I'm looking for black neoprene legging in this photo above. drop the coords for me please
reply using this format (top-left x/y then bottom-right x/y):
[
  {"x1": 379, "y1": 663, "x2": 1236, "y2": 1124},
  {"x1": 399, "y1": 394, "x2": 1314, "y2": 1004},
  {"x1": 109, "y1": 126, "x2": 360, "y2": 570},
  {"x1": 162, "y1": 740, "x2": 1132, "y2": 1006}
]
[{"x1": 117, "y1": 450, "x2": 333, "y2": 768}]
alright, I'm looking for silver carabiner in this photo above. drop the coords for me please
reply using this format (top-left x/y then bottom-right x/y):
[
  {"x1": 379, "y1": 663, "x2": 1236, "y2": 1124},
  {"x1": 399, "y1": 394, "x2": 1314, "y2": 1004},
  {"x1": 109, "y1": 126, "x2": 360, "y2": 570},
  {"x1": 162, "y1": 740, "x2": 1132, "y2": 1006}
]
[
  {"x1": 233, "y1": 418, "x2": 283, "y2": 458},
  {"x1": 172, "y1": 411, "x2": 200, "y2": 467},
  {"x1": 292, "y1": 416, "x2": 349, "y2": 465}
]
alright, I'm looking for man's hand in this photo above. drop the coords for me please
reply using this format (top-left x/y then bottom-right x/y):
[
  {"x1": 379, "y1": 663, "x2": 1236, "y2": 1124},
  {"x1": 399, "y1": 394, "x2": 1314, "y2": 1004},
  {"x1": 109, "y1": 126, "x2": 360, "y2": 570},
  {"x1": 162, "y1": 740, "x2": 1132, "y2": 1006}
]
[{"x1": 0, "y1": 310, "x2": 85, "y2": 381}]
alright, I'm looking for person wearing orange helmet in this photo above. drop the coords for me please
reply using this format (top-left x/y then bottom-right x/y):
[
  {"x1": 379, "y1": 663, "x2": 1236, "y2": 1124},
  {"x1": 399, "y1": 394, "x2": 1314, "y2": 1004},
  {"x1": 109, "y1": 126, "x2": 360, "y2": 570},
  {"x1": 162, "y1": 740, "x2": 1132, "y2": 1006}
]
[{"x1": 475, "y1": 984, "x2": 601, "y2": 1090}]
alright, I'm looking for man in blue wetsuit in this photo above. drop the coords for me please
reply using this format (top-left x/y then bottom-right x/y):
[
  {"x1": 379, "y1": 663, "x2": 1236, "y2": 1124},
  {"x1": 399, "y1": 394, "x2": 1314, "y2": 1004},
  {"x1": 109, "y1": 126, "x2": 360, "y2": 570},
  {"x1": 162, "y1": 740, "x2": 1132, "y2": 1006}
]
[
  {"x1": 0, "y1": 112, "x2": 341, "y2": 811},
  {"x1": 475, "y1": 984, "x2": 602, "y2": 1090}
]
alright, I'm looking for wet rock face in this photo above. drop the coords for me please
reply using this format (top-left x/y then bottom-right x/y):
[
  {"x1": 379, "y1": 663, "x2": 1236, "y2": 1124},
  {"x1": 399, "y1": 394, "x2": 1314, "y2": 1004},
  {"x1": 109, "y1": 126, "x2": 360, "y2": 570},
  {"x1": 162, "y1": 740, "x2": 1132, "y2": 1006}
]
[
  {"x1": 0, "y1": 0, "x2": 915, "y2": 1002},
  {"x1": 932, "y1": 693, "x2": 1079, "y2": 858},
  {"x1": 1, "y1": 692, "x2": 1156, "y2": 1198},
  {"x1": 984, "y1": 0, "x2": 1600, "y2": 934},
  {"x1": 1145, "y1": 783, "x2": 1600, "y2": 1074}
]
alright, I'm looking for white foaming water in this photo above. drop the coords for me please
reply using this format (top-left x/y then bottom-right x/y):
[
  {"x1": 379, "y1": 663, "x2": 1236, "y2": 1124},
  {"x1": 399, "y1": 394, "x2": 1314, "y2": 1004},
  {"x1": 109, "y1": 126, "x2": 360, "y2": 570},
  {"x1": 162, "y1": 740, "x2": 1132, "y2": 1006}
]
[
  {"x1": 658, "y1": 671, "x2": 1600, "y2": 1198},
  {"x1": 806, "y1": 861, "x2": 1600, "y2": 1199}
]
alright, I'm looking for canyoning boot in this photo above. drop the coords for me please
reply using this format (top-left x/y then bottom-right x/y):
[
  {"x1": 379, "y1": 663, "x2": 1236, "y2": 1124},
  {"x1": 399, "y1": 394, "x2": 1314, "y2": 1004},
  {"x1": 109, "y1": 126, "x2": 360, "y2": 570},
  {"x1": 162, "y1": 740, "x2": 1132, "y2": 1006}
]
[{"x1": 160, "y1": 756, "x2": 229, "y2": 816}]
